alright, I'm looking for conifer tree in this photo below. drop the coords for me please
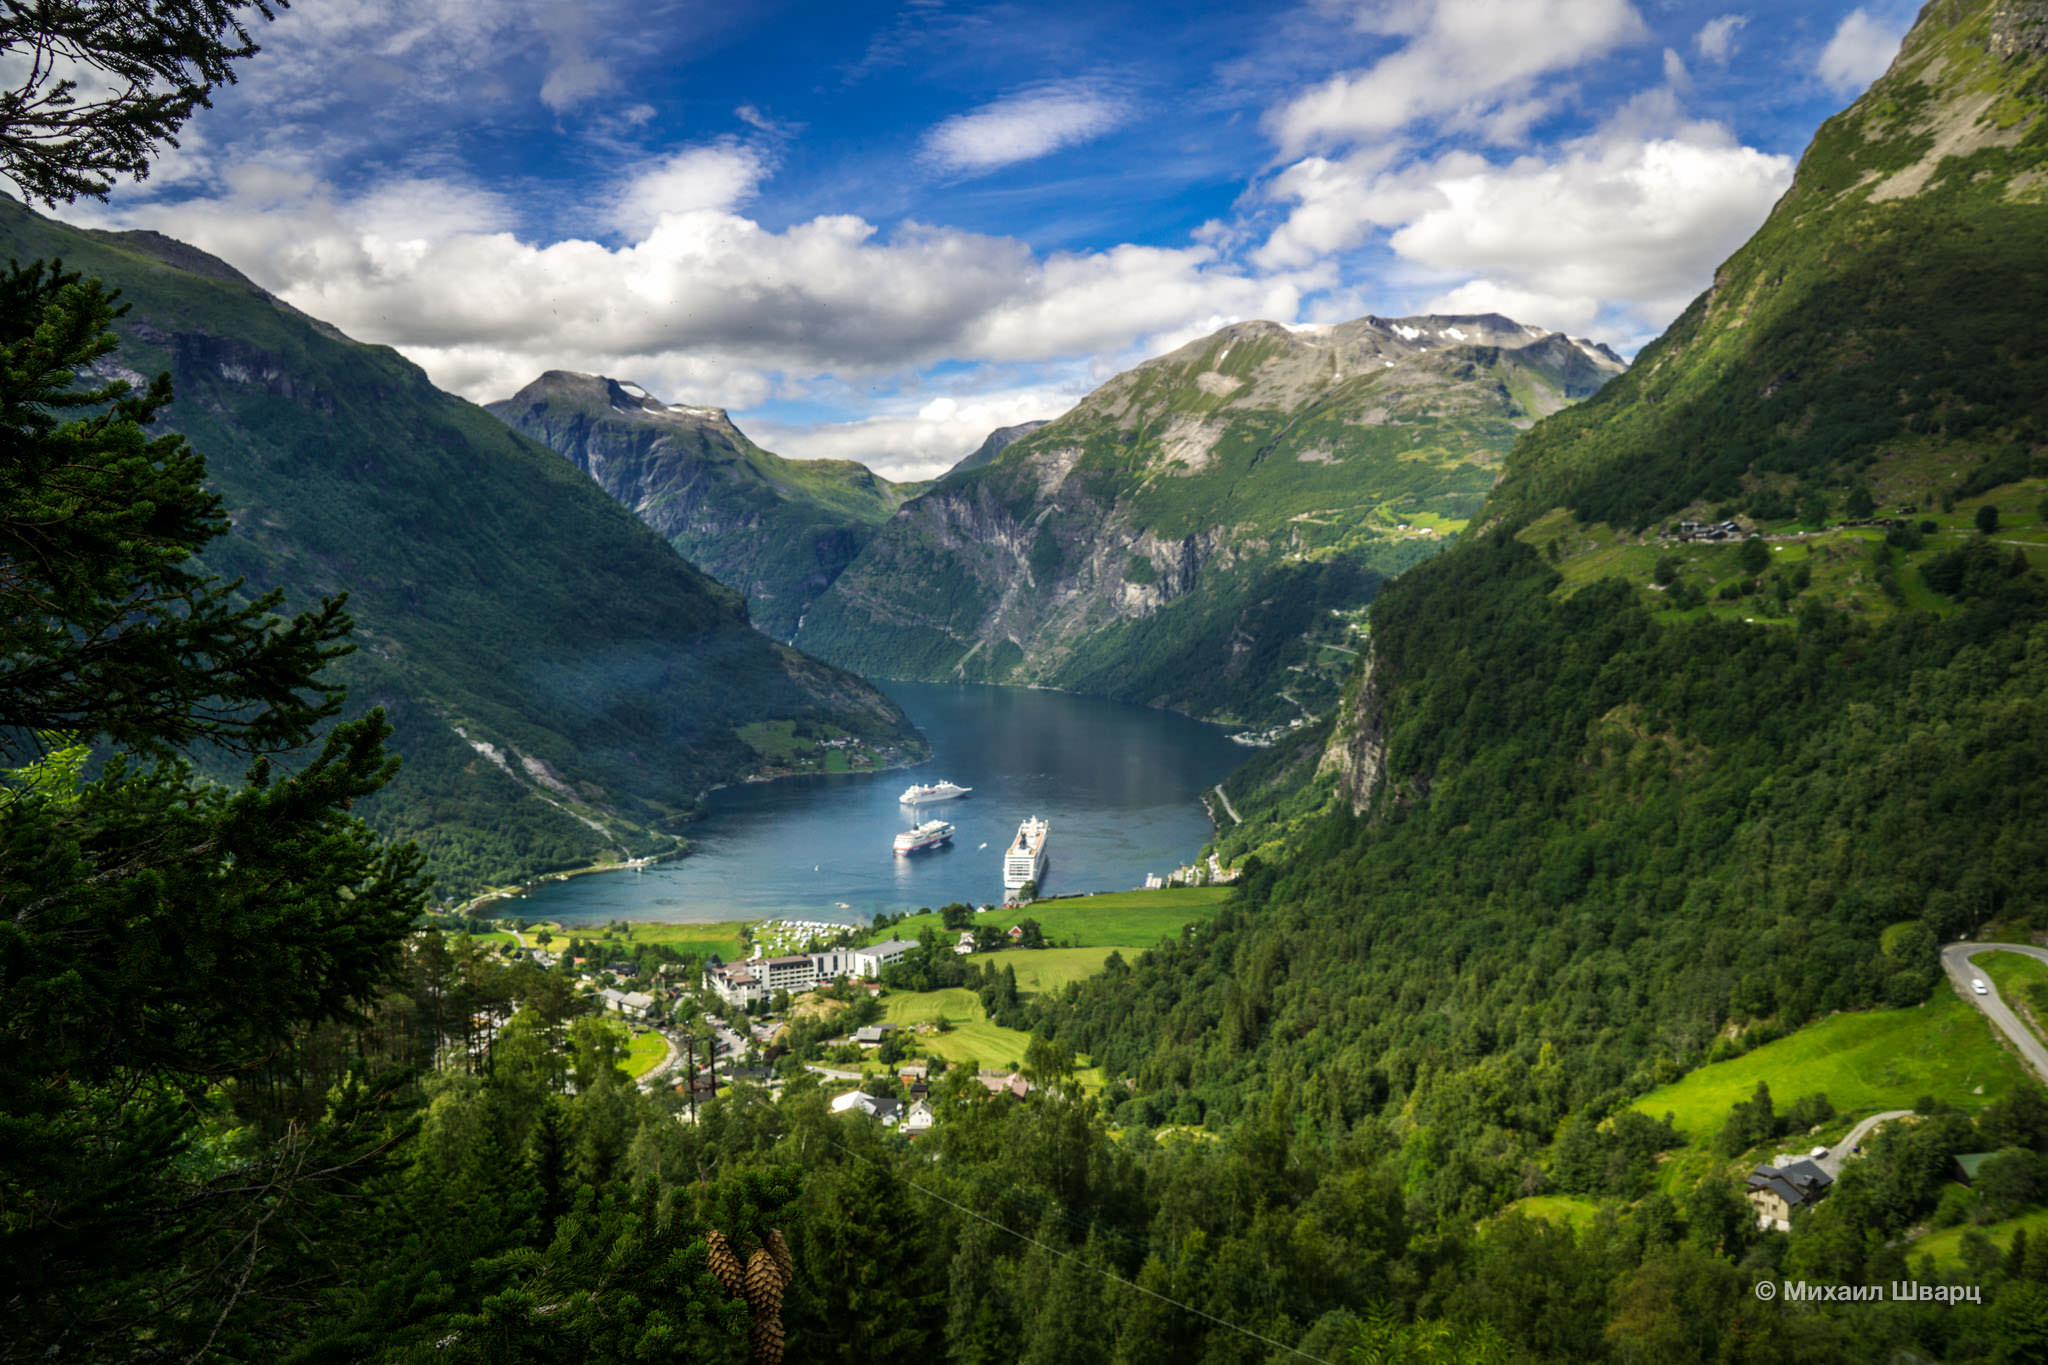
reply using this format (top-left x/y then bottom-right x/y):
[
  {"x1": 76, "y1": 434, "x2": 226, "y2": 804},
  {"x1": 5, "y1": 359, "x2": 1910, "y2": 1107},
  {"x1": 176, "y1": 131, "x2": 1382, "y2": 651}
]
[
  {"x1": 0, "y1": 8, "x2": 424, "y2": 1354},
  {"x1": 0, "y1": 1, "x2": 285, "y2": 204}
]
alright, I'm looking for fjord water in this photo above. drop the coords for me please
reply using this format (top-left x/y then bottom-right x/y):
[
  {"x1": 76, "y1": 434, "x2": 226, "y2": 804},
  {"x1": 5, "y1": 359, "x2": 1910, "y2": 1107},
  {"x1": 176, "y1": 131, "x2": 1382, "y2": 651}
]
[{"x1": 519, "y1": 681, "x2": 1246, "y2": 926}]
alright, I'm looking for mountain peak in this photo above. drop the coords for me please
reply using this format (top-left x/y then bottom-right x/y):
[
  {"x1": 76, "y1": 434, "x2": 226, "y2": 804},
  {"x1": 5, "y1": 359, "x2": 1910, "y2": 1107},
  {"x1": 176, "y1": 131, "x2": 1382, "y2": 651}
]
[{"x1": 500, "y1": 370, "x2": 738, "y2": 431}]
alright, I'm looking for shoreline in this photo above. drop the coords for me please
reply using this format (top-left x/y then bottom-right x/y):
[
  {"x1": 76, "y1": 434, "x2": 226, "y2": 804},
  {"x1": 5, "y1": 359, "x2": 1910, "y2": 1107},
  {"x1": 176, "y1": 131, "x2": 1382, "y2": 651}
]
[
  {"x1": 454, "y1": 850, "x2": 675, "y2": 918},
  {"x1": 460, "y1": 746, "x2": 931, "y2": 919}
]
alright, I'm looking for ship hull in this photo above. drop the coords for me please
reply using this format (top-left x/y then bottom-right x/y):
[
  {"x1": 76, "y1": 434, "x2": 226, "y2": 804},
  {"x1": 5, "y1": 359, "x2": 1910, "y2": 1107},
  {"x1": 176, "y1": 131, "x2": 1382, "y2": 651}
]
[{"x1": 1002, "y1": 817, "x2": 1050, "y2": 889}]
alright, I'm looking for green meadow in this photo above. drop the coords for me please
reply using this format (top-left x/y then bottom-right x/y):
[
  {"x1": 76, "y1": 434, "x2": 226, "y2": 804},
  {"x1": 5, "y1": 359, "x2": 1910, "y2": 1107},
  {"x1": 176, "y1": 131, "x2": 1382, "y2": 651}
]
[
  {"x1": 1632, "y1": 992, "x2": 2029, "y2": 1153},
  {"x1": 863, "y1": 886, "x2": 1230, "y2": 952}
]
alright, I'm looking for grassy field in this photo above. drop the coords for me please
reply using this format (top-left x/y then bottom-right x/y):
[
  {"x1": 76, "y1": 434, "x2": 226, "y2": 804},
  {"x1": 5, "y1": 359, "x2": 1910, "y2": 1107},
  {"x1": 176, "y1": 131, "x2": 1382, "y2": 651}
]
[
  {"x1": 1634, "y1": 993, "x2": 2031, "y2": 1145},
  {"x1": 862, "y1": 886, "x2": 1230, "y2": 952},
  {"x1": 625, "y1": 1030, "x2": 669, "y2": 1079},
  {"x1": 1502, "y1": 1195, "x2": 1604, "y2": 1232},
  {"x1": 977, "y1": 946, "x2": 1118, "y2": 993},
  {"x1": 1908, "y1": 1208, "x2": 2048, "y2": 1270},
  {"x1": 556, "y1": 920, "x2": 750, "y2": 961},
  {"x1": 1517, "y1": 473, "x2": 2048, "y2": 629},
  {"x1": 871, "y1": 986, "x2": 1107, "y2": 1085},
  {"x1": 1978, "y1": 952, "x2": 2048, "y2": 1048},
  {"x1": 879, "y1": 988, "x2": 1036, "y2": 1072}
]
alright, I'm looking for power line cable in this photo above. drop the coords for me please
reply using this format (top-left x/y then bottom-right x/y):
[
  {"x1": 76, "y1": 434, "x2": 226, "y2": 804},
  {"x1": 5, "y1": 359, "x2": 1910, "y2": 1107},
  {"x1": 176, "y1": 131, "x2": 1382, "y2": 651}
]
[{"x1": 818, "y1": 1133, "x2": 1331, "y2": 1364}]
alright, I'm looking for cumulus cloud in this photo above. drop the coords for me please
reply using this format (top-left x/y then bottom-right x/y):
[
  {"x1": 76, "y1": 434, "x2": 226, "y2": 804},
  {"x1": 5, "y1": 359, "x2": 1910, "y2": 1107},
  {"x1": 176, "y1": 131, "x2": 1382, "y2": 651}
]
[
  {"x1": 923, "y1": 83, "x2": 1129, "y2": 174},
  {"x1": 1393, "y1": 132, "x2": 1793, "y2": 340},
  {"x1": 1817, "y1": 8, "x2": 1907, "y2": 94},
  {"x1": 610, "y1": 141, "x2": 773, "y2": 236},
  {"x1": 748, "y1": 388, "x2": 1084, "y2": 482},
  {"x1": 1268, "y1": 0, "x2": 1648, "y2": 153},
  {"x1": 1693, "y1": 14, "x2": 1747, "y2": 64},
  {"x1": 1255, "y1": 104, "x2": 1791, "y2": 343},
  {"x1": 103, "y1": 153, "x2": 1316, "y2": 420}
]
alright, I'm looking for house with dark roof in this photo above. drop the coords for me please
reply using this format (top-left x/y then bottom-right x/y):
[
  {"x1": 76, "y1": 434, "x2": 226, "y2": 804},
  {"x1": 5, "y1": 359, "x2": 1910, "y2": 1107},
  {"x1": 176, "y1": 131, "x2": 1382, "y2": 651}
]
[
  {"x1": 1745, "y1": 1159, "x2": 1834, "y2": 1232},
  {"x1": 829, "y1": 1090, "x2": 904, "y2": 1126}
]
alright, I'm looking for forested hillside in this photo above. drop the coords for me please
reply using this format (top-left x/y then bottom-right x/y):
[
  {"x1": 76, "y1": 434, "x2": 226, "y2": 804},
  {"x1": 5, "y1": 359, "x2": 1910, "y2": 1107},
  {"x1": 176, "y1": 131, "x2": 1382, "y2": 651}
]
[
  {"x1": 1047, "y1": 0, "x2": 2048, "y2": 1187},
  {"x1": 0, "y1": 201, "x2": 925, "y2": 894}
]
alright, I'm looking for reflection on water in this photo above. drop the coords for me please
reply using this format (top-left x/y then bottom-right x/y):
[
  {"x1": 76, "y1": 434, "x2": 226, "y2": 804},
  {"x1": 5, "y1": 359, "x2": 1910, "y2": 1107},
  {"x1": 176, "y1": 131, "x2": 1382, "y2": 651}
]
[{"x1": 517, "y1": 681, "x2": 1247, "y2": 927}]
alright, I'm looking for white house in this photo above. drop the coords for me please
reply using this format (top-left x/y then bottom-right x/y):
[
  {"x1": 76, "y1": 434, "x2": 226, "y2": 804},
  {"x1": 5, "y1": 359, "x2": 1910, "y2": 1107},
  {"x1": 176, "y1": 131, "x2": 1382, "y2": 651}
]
[
  {"x1": 904, "y1": 1099, "x2": 935, "y2": 1135},
  {"x1": 830, "y1": 1090, "x2": 904, "y2": 1126},
  {"x1": 852, "y1": 938, "x2": 919, "y2": 977}
]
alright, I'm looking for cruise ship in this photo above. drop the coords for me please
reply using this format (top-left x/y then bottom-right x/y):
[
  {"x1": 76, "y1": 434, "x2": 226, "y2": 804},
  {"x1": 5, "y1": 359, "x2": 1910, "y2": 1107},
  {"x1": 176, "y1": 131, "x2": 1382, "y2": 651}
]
[
  {"x1": 900, "y1": 779, "x2": 972, "y2": 805},
  {"x1": 893, "y1": 819, "x2": 955, "y2": 855},
  {"x1": 1003, "y1": 817, "x2": 1049, "y2": 889}
]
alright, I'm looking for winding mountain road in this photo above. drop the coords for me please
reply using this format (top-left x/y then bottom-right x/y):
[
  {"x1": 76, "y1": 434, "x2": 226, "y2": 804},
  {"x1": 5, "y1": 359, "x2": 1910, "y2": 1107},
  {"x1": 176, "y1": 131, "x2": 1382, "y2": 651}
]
[
  {"x1": 1819, "y1": 1110, "x2": 1913, "y2": 1178},
  {"x1": 1943, "y1": 942, "x2": 2048, "y2": 1085}
]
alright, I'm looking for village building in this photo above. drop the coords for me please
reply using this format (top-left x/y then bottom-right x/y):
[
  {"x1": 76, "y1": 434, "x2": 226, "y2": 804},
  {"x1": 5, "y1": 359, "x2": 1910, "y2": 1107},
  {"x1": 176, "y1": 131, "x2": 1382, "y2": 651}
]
[
  {"x1": 904, "y1": 1099, "x2": 935, "y2": 1136},
  {"x1": 1745, "y1": 1159, "x2": 1834, "y2": 1232},
  {"x1": 597, "y1": 987, "x2": 655, "y2": 1020},
  {"x1": 829, "y1": 1090, "x2": 904, "y2": 1126},
  {"x1": 852, "y1": 938, "x2": 920, "y2": 977},
  {"x1": 702, "y1": 948, "x2": 856, "y2": 1008}
]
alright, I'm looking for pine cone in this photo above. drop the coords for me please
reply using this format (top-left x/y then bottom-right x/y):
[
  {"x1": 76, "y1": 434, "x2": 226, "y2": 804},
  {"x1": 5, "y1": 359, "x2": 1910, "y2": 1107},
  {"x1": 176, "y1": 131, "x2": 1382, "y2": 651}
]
[
  {"x1": 749, "y1": 1316, "x2": 786, "y2": 1365},
  {"x1": 705, "y1": 1230, "x2": 743, "y2": 1296},
  {"x1": 744, "y1": 1248, "x2": 785, "y2": 1318},
  {"x1": 764, "y1": 1228, "x2": 794, "y2": 1283}
]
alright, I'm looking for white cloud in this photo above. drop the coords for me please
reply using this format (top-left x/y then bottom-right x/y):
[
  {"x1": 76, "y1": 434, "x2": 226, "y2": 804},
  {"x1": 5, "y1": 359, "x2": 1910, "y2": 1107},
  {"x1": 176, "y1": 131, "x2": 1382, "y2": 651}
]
[
  {"x1": 1817, "y1": 9, "x2": 1907, "y2": 94},
  {"x1": 923, "y1": 83, "x2": 1128, "y2": 174},
  {"x1": 1391, "y1": 132, "x2": 1793, "y2": 340},
  {"x1": 98, "y1": 156, "x2": 1319, "y2": 422},
  {"x1": 1693, "y1": 14, "x2": 1747, "y2": 64},
  {"x1": 1268, "y1": 0, "x2": 1648, "y2": 153},
  {"x1": 748, "y1": 387, "x2": 1083, "y2": 482},
  {"x1": 610, "y1": 142, "x2": 773, "y2": 236}
]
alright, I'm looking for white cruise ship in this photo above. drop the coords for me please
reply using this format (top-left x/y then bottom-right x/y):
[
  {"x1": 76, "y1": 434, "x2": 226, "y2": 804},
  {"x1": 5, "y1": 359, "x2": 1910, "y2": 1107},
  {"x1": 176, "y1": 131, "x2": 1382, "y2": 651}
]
[
  {"x1": 1003, "y1": 817, "x2": 1049, "y2": 889},
  {"x1": 900, "y1": 779, "x2": 972, "y2": 805},
  {"x1": 893, "y1": 819, "x2": 954, "y2": 855}
]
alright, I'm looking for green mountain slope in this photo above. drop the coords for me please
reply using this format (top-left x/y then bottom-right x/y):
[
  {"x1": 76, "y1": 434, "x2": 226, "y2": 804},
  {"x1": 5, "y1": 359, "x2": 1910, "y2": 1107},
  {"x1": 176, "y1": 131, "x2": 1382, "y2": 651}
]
[
  {"x1": 796, "y1": 314, "x2": 1623, "y2": 728},
  {"x1": 0, "y1": 200, "x2": 924, "y2": 894},
  {"x1": 1045, "y1": 0, "x2": 2048, "y2": 1172},
  {"x1": 1488, "y1": 0, "x2": 2048, "y2": 532},
  {"x1": 487, "y1": 372, "x2": 917, "y2": 641}
]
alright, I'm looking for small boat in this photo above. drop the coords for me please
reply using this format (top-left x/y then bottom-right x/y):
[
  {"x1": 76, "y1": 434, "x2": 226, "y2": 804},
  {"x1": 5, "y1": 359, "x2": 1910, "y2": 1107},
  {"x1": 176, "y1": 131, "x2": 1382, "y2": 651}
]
[{"x1": 978, "y1": 842, "x2": 988, "y2": 849}]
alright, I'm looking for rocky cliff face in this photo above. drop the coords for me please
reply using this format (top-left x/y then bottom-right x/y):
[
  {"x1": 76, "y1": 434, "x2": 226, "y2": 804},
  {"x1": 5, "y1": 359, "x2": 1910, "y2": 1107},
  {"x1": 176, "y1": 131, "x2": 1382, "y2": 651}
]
[
  {"x1": 1315, "y1": 645, "x2": 1389, "y2": 815},
  {"x1": 489, "y1": 372, "x2": 915, "y2": 640},
  {"x1": 796, "y1": 314, "x2": 1623, "y2": 727}
]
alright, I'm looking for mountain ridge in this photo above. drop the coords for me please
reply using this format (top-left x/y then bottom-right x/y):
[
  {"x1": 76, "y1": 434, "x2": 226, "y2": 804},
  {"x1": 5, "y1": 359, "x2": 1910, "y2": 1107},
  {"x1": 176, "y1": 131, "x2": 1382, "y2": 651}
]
[
  {"x1": 795, "y1": 310, "x2": 1624, "y2": 727},
  {"x1": 488, "y1": 370, "x2": 920, "y2": 640}
]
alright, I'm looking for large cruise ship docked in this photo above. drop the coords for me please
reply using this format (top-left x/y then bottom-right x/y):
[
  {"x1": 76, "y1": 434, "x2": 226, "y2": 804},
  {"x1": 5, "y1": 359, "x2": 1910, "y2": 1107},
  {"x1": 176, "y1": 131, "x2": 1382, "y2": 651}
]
[
  {"x1": 900, "y1": 779, "x2": 972, "y2": 804},
  {"x1": 1003, "y1": 817, "x2": 1049, "y2": 890},
  {"x1": 893, "y1": 819, "x2": 955, "y2": 855}
]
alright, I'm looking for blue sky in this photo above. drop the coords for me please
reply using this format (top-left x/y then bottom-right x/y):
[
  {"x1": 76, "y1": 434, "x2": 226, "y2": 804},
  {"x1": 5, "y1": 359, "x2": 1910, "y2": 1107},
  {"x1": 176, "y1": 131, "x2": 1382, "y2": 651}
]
[{"x1": 65, "y1": 0, "x2": 1921, "y2": 478}]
